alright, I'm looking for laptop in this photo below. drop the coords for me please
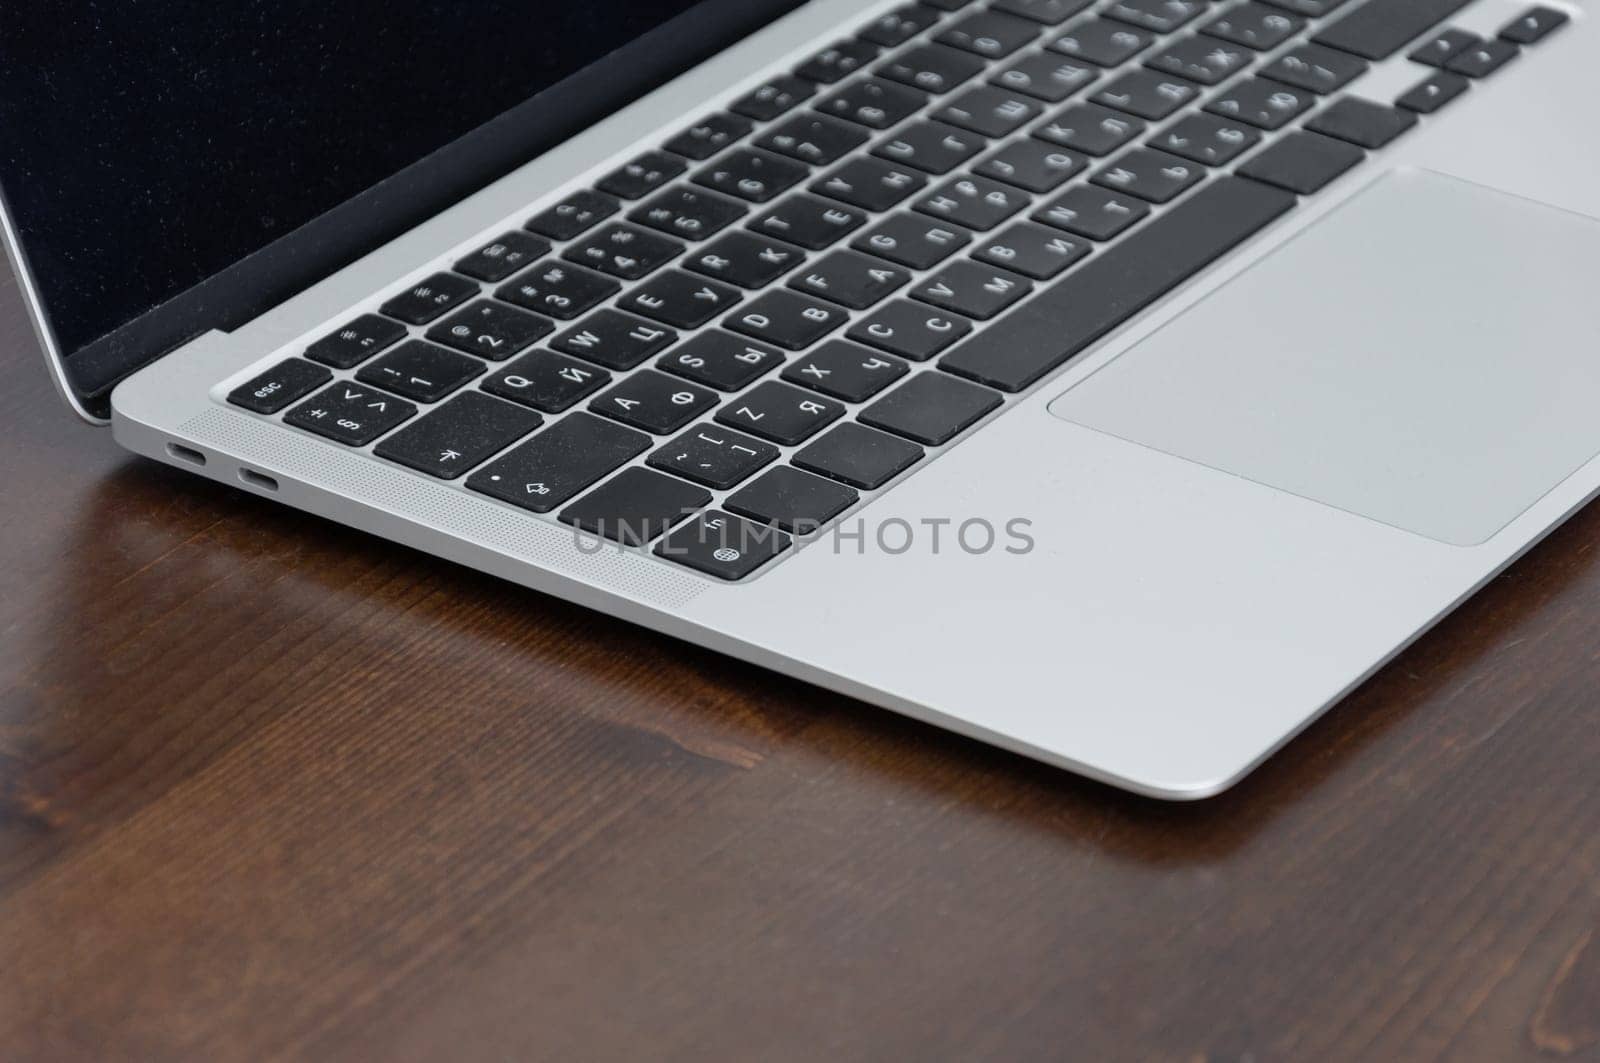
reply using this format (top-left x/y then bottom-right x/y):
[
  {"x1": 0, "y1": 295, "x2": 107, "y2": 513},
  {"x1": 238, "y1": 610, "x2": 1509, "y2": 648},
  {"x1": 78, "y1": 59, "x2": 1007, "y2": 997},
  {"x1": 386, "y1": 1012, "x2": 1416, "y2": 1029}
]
[{"x1": 3, "y1": 0, "x2": 1593, "y2": 799}]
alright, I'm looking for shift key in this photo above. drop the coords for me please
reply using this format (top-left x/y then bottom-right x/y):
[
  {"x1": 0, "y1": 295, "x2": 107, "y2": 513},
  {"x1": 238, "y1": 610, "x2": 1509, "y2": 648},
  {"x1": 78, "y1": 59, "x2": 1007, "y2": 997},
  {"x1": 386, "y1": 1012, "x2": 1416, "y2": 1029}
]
[{"x1": 466, "y1": 412, "x2": 650, "y2": 513}]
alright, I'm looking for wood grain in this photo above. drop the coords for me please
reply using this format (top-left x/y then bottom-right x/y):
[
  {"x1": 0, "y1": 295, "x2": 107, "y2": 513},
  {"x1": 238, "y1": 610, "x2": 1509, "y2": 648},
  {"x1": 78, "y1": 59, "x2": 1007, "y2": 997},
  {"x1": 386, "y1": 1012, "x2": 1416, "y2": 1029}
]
[{"x1": 0, "y1": 273, "x2": 1596, "y2": 1062}]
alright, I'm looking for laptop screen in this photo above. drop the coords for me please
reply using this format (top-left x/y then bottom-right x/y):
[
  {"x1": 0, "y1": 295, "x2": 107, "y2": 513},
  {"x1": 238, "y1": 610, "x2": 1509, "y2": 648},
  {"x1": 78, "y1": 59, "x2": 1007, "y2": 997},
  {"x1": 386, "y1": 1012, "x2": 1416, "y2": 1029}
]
[{"x1": 0, "y1": 0, "x2": 807, "y2": 412}]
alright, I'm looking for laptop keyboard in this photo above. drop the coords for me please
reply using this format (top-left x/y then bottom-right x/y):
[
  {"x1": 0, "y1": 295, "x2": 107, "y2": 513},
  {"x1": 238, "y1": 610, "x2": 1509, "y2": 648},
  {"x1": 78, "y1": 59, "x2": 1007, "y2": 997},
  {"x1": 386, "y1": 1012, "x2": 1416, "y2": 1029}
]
[{"x1": 228, "y1": 0, "x2": 1568, "y2": 581}]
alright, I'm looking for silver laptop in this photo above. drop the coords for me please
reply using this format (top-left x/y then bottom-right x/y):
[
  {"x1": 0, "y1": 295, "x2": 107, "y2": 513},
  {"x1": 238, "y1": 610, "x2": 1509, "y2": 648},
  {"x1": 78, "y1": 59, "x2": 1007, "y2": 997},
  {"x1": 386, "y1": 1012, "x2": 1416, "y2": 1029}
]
[{"x1": 4, "y1": 0, "x2": 1594, "y2": 798}]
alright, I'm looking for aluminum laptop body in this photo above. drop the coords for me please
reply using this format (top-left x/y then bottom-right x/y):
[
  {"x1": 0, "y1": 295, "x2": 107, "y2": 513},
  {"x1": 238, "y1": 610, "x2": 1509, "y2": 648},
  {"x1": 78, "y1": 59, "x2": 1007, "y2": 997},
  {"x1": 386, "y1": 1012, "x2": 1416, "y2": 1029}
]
[{"x1": 6, "y1": 0, "x2": 1596, "y2": 797}]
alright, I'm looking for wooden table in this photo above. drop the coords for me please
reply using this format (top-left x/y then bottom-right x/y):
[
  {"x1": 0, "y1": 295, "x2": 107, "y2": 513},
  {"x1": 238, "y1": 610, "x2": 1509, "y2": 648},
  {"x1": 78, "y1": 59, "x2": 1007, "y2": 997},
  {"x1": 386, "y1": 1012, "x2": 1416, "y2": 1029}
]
[{"x1": 1, "y1": 272, "x2": 1596, "y2": 1063}]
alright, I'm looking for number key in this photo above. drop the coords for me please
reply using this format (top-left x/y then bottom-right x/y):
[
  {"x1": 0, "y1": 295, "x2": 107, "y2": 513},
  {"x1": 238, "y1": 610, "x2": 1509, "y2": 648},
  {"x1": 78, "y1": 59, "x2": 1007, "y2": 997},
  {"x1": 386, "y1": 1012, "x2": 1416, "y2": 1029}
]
[
  {"x1": 426, "y1": 301, "x2": 554, "y2": 361},
  {"x1": 564, "y1": 223, "x2": 683, "y2": 281},
  {"x1": 496, "y1": 261, "x2": 621, "y2": 320}
]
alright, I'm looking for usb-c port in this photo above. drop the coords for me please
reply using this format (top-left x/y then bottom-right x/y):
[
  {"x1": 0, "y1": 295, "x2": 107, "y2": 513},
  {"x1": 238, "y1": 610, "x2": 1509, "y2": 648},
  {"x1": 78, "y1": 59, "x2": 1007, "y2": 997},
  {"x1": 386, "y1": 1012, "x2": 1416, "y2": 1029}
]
[
  {"x1": 166, "y1": 443, "x2": 207, "y2": 466},
  {"x1": 239, "y1": 468, "x2": 278, "y2": 492}
]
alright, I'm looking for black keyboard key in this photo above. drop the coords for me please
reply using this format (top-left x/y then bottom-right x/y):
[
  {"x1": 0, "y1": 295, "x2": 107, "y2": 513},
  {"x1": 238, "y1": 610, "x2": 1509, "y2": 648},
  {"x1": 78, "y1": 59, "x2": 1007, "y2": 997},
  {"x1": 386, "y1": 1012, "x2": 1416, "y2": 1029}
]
[
  {"x1": 1092, "y1": 70, "x2": 1201, "y2": 121},
  {"x1": 847, "y1": 300, "x2": 974, "y2": 360},
  {"x1": 715, "y1": 381, "x2": 846, "y2": 445},
  {"x1": 1261, "y1": 0, "x2": 1351, "y2": 14},
  {"x1": 373, "y1": 391, "x2": 542, "y2": 480},
  {"x1": 229, "y1": 358, "x2": 331, "y2": 414},
  {"x1": 648, "y1": 425, "x2": 779, "y2": 489},
  {"x1": 1051, "y1": 18, "x2": 1154, "y2": 67},
  {"x1": 937, "y1": 11, "x2": 1041, "y2": 58},
  {"x1": 693, "y1": 149, "x2": 810, "y2": 204},
  {"x1": 783, "y1": 340, "x2": 910, "y2": 402},
  {"x1": 380, "y1": 272, "x2": 478, "y2": 325},
  {"x1": 1104, "y1": 0, "x2": 1205, "y2": 33},
  {"x1": 1034, "y1": 101, "x2": 1146, "y2": 156},
  {"x1": 993, "y1": 53, "x2": 1100, "y2": 102},
  {"x1": 285, "y1": 382, "x2": 416, "y2": 447},
  {"x1": 993, "y1": 0, "x2": 1095, "y2": 26},
  {"x1": 355, "y1": 340, "x2": 483, "y2": 403},
  {"x1": 796, "y1": 40, "x2": 881, "y2": 85},
  {"x1": 731, "y1": 75, "x2": 817, "y2": 122},
  {"x1": 1148, "y1": 112, "x2": 1261, "y2": 166},
  {"x1": 923, "y1": 0, "x2": 979, "y2": 9},
  {"x1": 1314, "y1": 0, "x2": 1472, "y2": 60},
  {"x1": 756, "y1": 114, "x2": 871, "y2": 167},
  {"x1": 526, "y1": 189, "x2": 620, "y2": 241},
  {"x1": 853, "y1": 214, "x2": 973, "y2": 270},
  {"x1": 1092, "y1": 148, "x2": 1205, "y2": 204},
  {"x1": 663, "y1": 113, "x2": 755, "y2": 161},
  {"x1": 974, "y1": 223, "x2": 1091, "y2": 279},
  {"x1": 559, "y1": 468, "x2": 710, "y2": 546},
  {"x1": 750, "y1": 194, "x2": 867, "y2": 250},
  {"x1": 813, "y1": 157, "x2": 928, "y2": 213},
  {"x1": 497, "y1": 261, "x2": 621, "y2": 321},
  {"x1": 686, "y1": 231, "x2": 806, "y2": 289},
  {"x1": 915, "y1": 175, "x2": 1030, "y2": 231},
  {"x1": 935, "y1": 86, "x2": 1044, "y2": 138},
  {"x1": 551, "y1": 309, "x2": 677, "y2": 371},
  {"x1": 658, "y1": 331, "x2": 785, "y2": 392},
  {"x1": 1237, "y1": 130, "x2": 1364, "y2": 194},
  {"x1": 861, "y1": 5, "x2": 943, "y2": 47},
  {"x1": 563, "y1": 223, "x2": 683, "y2": 281},
  {"x1": 426, "y1": 301, "x2": 554, "y2": 361},
  {"x1": 1396, "y1": 71, "x2": 1469, "y2": 114},
  {"x1": 877, "y1": 43, "x2": 988, "y2": 95},
  {"x1": 1408, "y1": 28, "x2": 1481, "y2": 67},
  {"x1": 816, "y1": 77, "x2": 928, "y2": 130},
  {"x1": 1305, "y1": 96, "x2": 1417, "y2": 148},
  {"x1": 1034, "y1": 184, "x2": 1150, "y2": 240},
  {"x1": 941, "y1": 177, "x2": 1296, "y2": 391},
  {"x1": 1204, "y1": 78, "x2": 1314, "y2": 129},
  {"x1": 859, "y1": 372, "x2": 1002, "y2": 446},
  {"x1": 975, "y1": 140, "x2": 1087, "y2": 193},
  {"x1": 1499, "y1": 6, "x2": 1568, "y2": 44},
  {"x1": 481, "y1": 350, "x2": 611, "y2": 413},
  {"x1": 1145, "y1": 37, "x2": 1252, "y2": 87},
  {"x1": 466, "y1": 412, "x2": 649, "y2": 514},
  {"x1": 630, "y1": 186, "x2": 748, "y2": 241},
  {"x1": 620, "y1": 271, "x2": 743, "y2": 330},
  {"x1": 454, "y1": 231, "x2": 551, "y2": 283},
  {"x1": 912, "y1": 261, "x2": 1033, "y2": 319},
  {"x1": 1202, "y1": 3, "x2": 1305, "y2": 50},
  {"x1": 873, "y1": 121, "x2": 986, "y2": 175},
  {"x1": 795, "y1": 422, "x2": 925, "y2": 490},
  {"x1": 726, "y1": 289, "x2": 848, "y2": 350},
  {"x1": 596, "y1": 151, "x2": 686, "y2": 200},
  {"x1": 305, "y1": 314, "x2": 406, "y2": 369},
  {"x1": 655, "y1": 510, "x2": 792, "y2": 580},
  {"x1": 726, "y1": 466, "x2": 859, "y2": 534},
  {"x1": 789, "y1": 250, "x2": 911, "y2": 310},
  {"x1": 1445, "y1": 39, "x2": 1519, "y2": 78},
  {"x1": 1259, "y1": 45, "x2": 1369, "y2": 95}
]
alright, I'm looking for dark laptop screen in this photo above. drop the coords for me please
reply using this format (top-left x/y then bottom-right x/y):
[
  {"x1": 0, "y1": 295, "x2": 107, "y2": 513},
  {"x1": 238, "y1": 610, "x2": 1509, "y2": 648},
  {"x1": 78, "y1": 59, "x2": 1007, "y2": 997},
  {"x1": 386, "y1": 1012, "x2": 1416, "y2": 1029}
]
[{"x1": 0, "y1": 0, "x2": 806, "y2": 410}]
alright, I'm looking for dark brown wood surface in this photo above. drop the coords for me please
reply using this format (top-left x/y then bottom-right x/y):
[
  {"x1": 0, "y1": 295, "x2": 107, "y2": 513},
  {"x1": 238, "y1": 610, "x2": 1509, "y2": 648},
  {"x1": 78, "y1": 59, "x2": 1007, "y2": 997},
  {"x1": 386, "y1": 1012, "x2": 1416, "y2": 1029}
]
[{"x1": 1, "y1": 271, "x2": 1596, "y2": 1063}]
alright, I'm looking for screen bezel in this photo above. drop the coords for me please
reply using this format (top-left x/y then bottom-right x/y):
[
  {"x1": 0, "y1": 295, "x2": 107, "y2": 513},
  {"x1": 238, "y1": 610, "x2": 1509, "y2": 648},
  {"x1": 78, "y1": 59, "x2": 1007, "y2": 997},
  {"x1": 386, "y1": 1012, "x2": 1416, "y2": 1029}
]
[{"x1": 3, "y1": 0, "x2": 807, "y2": 421}]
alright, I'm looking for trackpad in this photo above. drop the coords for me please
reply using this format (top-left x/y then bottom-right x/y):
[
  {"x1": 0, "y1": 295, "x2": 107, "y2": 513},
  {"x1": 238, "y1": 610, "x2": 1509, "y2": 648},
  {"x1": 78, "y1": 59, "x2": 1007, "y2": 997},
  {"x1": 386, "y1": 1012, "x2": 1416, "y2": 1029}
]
[{"x1": 1049, "y1": 169, "x2": 1600, "y2": 547}]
